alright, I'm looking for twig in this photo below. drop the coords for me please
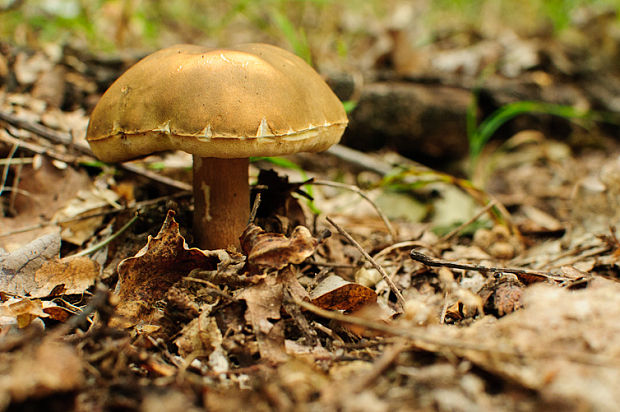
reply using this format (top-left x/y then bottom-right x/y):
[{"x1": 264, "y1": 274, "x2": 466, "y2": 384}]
[
  {"x1": 248, "y1": 192, "x2": 261, "y2": 224},
  {"x1": 373, "y1": 240, "x2": 427, "y2": 261},
  {"x1": 52, "y1": 286, "x2": 112, "y2": 335},
  {"x1": 409, "y1": 249, "x2": 566, "y2": 282},
  {"x1": 183, "y1": 277, "x2": 236, "y2": 301},
  {"x1": 314, "y1": 179, "x2": 396, "y2": 241},
  {"x1": 439, "y1": 200, "x2": 497, "y2": 242},
  {"x1": 326, "y1": 216, "x2": 406, "y2": 310},
  {"x1": 0, "y1": 157, "x2": 34, "y2": 166},
  {"x1": 120, "y1": 163, "x2": 192, "y2": 191},
  {"x1": 0, "y1": 129, "x2": 78, "y2": 163},
  {"x1": 0, "y1": 111, "x2": 192, "y2": 191},
  {"x1": 73, "y1": 213, "x2": 139, "y2": 257},
  {"x1": 0, "y1": 142, "x2": 19, "y2": 197}
]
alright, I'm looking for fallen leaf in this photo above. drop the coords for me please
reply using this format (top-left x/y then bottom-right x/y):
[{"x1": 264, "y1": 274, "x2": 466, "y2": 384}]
[
  {"x1": 0, "y1": 233, "x2": 99, "y2": 298},
  {"x1": 0, "y1": 157, "x2": 93, "y2": 251},
  {"x1": 30, "y1": 256, "x2": 100, "y2": 298},
  {"x1": 241, "y1": 224, "x2": 318, "y2": 269},
  {"x1": 175, "y1": 309, "x2": 223, "y2": 358},
  {"x1": 0, "y1": 297, "x2": 73, "y2": 329},
  {"x1": 0, "y1": 232, "x2": 60, "y2": 295},
  {"x1": 52, "y1": 187, "x2": 120, "y2": 245},
  {"x1": 0, "y1": 297, "x2": 48, "y2": 328},
  {"x1": 341, "y1": 301, "x2": 394, "y2": 337},
  {"x1": 0, "y1": 340, "x2": 83, "y2": 403},
  {"x1": 310, "y1": 275, "x2": 377, "y2": 312},
  {"x1": 113, "y1": 210, "x2": 223, "y2": 328},
  {"x1": 13, "y1": 51, "x2": 53, "y2": 86},
  {"x1": 237, "y1": 274, "x2": 288, "y2": 363}
]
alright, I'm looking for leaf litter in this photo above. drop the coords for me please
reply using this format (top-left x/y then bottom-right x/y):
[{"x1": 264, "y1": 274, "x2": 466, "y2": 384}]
[{"x1": 1, "y1": 34, "x2": 620, "y2": 412}]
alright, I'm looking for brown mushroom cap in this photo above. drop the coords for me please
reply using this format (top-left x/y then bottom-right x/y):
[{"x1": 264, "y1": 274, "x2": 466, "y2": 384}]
[{"x1": 86, "y1": 43, "x2": 347, "y2": 162}]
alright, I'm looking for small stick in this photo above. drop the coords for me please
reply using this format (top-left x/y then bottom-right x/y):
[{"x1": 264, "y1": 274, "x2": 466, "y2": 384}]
[
  {"x1": 0, "y1": 143, "x2": 19, "y2": 196},
  {"x1": 248, "y1": 192, "x2": 261, "y2": 224},
  {"x1": 0, "y1": 129, "x2": 77, "y2": 163},
  {"x1": 326, "y1": 216, "x2": 406, "y2": 310},
  {"x1": 439, "y1": 200, "x2": 497, "y2": 243},
  {"x1": 313, "y1": 179, "x2": 396, "y2": 241},
  {"x1": 409, "y1": 249, "x2": 565, "y2": 281},
  {"x1": 0, "y1": 158, "x2": 34, "y2": 166},
  {"x1": 373, "y1": 240, "x2": 426, "y2": 261}
]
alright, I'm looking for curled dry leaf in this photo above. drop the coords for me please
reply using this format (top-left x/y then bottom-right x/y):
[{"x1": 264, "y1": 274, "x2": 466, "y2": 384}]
[
  {"x1": 478, "y1": 274, "x2": 524, "y2": 317},
  {"x1": 113, "y1": 210, "x2": 223, "y2": 328},
  {"x1": 241, "y1": 224, "x2": 318, "y2": 269},
  {"x1": 0, "y1": 297, "x2": 48, "y2": 328},
  {"x1": 310, "y1": 274, "x2": 377, "y2": 312}
]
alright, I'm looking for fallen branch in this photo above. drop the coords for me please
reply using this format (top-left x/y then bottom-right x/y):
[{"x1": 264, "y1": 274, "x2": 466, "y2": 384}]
[{"x1": 410, "y1": 249, "x2": 569, "y2": 283}]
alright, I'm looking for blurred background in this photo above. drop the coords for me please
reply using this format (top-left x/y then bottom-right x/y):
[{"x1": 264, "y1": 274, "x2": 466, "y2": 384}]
[
  {"x1": 1, "y1": 0, "x2": 619, "y2": 169},
  {"x1": 1, "y1": 0, "x2": 619, "y2": 69}
]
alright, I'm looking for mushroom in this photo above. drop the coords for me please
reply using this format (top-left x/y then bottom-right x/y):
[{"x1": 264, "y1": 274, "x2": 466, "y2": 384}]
[{"x1": 86, "y1": 43, "x2": 347, "y2": 250}]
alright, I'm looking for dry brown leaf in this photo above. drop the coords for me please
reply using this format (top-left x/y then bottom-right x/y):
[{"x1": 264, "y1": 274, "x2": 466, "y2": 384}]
[
  {"x1": 237, "y1": 274, "x2": 288, "y2": 364},
  {"x1": 0, "y1": 157, "x2": 93, "y2": 251},
  {"x1": 0, "y1": 232, "x2": 60, "y2": 295},
  {"x1": 30, "y1": 256, "x2": 100, "y2": 298},
  {"x1": 52, "y1": 187, "x2": 120, "y2": 245},
  {"x1": 240, "y1": 224, "x2": 318, "y2": 269},
  {"x1": 175, "y1": 310, "x2": 223, "y2": 358},
  {"x1": 0, "y1": 297, "x2": 48, "y2": 328},
  {"x1": 0, "y1": 340, "x2": 83, "y2": 403},
  {"x1": 0, "y1": 232, "x2": 99, "y2": 298},
  {"x1": 113, "y1": 210, "x2": 223, "y2": 328},
  {"x1": 446, "y1": 279, "x2": 620, "y2": 409},
  {"x1": 310, "y1": 274, "x2": 377, "y2": 312},
  {"x1": 0, "y1": 297, "x2": 73, "y2": 329}
]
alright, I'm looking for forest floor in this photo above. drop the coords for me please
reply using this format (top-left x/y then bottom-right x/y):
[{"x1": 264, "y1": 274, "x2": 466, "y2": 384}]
[{"x1": 1, "y1": 7, "x2": 620, "y2": 411}]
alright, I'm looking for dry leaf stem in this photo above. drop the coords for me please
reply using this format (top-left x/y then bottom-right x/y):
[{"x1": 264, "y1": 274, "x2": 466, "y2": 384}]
[{"x1": 410, "y1": 250, "x2": 566, "y2": 282}]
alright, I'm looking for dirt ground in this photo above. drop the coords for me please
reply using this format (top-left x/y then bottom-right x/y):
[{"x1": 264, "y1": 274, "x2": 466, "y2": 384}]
[{"x1": 1, "y1": 3, "x2": 620, "y2": 411}]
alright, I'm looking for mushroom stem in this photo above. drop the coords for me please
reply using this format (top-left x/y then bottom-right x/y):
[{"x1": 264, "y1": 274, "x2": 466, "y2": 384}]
[{"x1": 193, "y1": 156, "x2": 249, "y2": 250}]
